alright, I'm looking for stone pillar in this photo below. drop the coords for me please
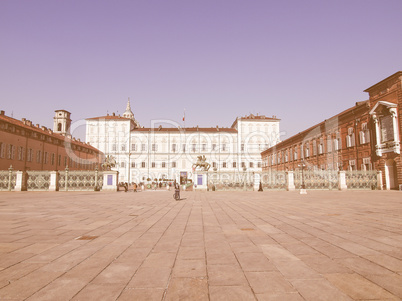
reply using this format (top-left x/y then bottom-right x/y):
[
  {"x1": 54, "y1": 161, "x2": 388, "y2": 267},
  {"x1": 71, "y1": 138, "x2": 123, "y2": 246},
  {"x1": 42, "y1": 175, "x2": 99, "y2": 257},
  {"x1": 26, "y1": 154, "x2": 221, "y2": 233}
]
[
  {"x1": 253, "y1": 173, "x2": 260, "y2": 191},
  {"x1": 338, "y1": 171, "x2": 347, "y2": 190},
  {"x1": 102, "y1": 171, "x2": 119, "y2": 191},
  {"x1": 372, "y1": 115, "x2": 382, "y2": 156},
  {"x1": 14, "y1": 171, "x2": 25, "y2": 191},
  {"x1": 49, "y1": 171, "x2": 59, "y2": 191},
  {"x1": 8, "y1": 165, "x2": 13, "y2": 191},
  {"x1": 390, "y1": 108, "x2": 400, "y2": 154},
  {"x1": 377, "y1": 170, "x2": 383, "y2": 190},
  {"x1": 286, "y1": 171, "x2": 295, "y2": 191}
]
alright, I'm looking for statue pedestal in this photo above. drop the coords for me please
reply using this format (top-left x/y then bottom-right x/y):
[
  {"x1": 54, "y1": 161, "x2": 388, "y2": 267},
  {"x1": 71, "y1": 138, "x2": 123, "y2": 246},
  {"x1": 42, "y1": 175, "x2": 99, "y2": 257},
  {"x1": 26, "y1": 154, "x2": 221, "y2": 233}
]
[{"x1": 193, "y1": 171, "x2": 208, "y2": 191}]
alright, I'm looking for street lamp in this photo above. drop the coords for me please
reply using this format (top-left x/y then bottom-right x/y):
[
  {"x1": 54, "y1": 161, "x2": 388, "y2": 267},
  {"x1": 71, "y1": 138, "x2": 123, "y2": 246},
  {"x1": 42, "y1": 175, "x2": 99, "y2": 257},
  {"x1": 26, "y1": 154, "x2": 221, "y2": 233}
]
[{"x1": 298, "y1": 160, "x2": 307, "y2": 194}]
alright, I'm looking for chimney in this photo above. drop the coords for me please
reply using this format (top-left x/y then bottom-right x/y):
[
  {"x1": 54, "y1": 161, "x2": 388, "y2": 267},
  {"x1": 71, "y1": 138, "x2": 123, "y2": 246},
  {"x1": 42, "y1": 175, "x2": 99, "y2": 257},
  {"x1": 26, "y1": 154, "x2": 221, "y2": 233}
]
[
  {"x1": 21, "y1": 118, "x2": 26, "y2": 124},
  {"x1": 36, "y1": 124, "x2": 40, "y2": 128},
  {"x1": 0, "y1": 110, "x2": 4, "y2": 116}
]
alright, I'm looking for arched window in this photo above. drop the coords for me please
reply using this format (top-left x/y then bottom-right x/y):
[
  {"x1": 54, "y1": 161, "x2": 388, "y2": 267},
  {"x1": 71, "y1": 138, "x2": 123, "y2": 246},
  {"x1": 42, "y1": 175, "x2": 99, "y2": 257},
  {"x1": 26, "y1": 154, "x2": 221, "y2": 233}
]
[{"x1": 57, "y1": 123, "x2": 62, "y2": 132}]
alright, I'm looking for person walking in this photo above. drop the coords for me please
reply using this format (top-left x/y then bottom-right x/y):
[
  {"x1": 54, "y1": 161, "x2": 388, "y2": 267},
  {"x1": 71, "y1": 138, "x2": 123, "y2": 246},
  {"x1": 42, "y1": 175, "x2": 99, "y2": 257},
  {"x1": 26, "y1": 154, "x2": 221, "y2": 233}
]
[{"x1": 133, "y1": 182, "x2": 137, "y2": 192}]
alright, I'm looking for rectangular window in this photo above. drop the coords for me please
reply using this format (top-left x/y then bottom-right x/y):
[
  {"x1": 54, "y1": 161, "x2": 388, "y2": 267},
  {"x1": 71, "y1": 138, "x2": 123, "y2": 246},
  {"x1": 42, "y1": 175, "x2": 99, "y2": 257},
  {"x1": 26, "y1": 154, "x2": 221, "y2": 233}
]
[
  {"x1": 233, "y1": 162, "x2": 237, "y2": 168},
  {"x1": 222, "y1": 162, "x2": 227, "y2": 168},
  {"x1": 172, "y1": 161, "x2": 176, "y2": 168},
  {"x1": 121, "y1": 161, "x2": 125, "y2": 168},
  {"x1": 141, "y1": 144, "x2": 146, "y2": 152},
  {"x1": 58, "y1": 154, "x2": 61, "y2": 166},
  {"x1": 27, "y1": 148, "x2": 33, "y2": 162},
  {"x1": 249, "y1": 162, "x2": 254, "y2": 168},
  {"x1": 151, "y1": 162, "x2": 155, "y2": 168},
  {"x1": 121, "y1": 144, "x2": 126, "y2": 151},
  {"x1": 241, "y1": 144, "x2": 244, "y2": 152},
  {"x1": 51, "y1": 153, "x2": 55, "y2": 165},
  {"x1": 172, "y1": 143, "x2": 177, "y2": 152},
  {"x1": 192, "y1": 144, "x2": 196, "y2": 152},
  {"x1": 64, "y1": 156, "x2": 67, "y2": 166},
  {"x1": 131, "y1": 162, "x2": 135, "y2": 168},
  {"x1": 162, "y1": 162, "x2": 166, "y2": 168},
  {"x1": 212, "y1": 162, "x2": 216, "y2": 168},
  {"x1": 36, "y1": 150, "x2": 42, "y2": 163},
  {"x1": 258, "y1": 162, "x2": 262, "y2": 168},
  {"x1": 182, "y1": 144, "x2": 186, "y2": 152},
  {"x1": 44, "y1": 152, "x2": 48, "y2": 164},
  {"x1": 212, "y1": 144, "x2": 216, "y2": 151},
  {"x1": 112, "y1": 144, "x2": 117, "y2": 151},
  {"x1": 380, "y1": 115, "x2": 394, "y2": 142},
  {"x1": 152, "y1": 144, "x2": 157, "y2": 152},
  {"x1": 141, "y1": 161, "x2": 146, "y2": 168},
  {"x1": 202, "y1": 144, "x2": 206, "y2": 152},
  {"x1": 241, "y1": 162, "x2": 245, "y2": 168},
  {"x1": 0, "y1": 142, "x2": 5, "y2": 158},
  {"x1": 222, "y1": 144, "x2": 226, "y2": 151},
  {"x1": 131, "y1": 144, "x2": 137, "y2": 151},
  {"x1": 18, "y1": 146, "x2": 23, "y2": 161}
]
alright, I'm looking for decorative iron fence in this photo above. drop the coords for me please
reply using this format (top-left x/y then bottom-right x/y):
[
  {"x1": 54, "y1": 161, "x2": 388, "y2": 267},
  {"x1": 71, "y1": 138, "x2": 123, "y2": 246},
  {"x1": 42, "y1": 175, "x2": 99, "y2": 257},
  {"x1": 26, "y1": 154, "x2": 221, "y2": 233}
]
[
  {"x1": 345, "y1": 170, "x2": 377, "y2": 189},
  {"x1": 260, "y1": 171, "x2": 287, "y2": 190},
  {"x1": 0, "y1": 169, "x2": 16, "y2": 191},
  {"x1": 294, "y1": 169, "x2": 339, "y2": 190},
  {"x1": 208, "y1": 171, "x2": 254, "y2": 191},
  {"x1": 59, "y1": 169, "x2": 102, "y2": 191},
  {"x1": 26, "y1": 171, "x2": 51, "y2": 191}
]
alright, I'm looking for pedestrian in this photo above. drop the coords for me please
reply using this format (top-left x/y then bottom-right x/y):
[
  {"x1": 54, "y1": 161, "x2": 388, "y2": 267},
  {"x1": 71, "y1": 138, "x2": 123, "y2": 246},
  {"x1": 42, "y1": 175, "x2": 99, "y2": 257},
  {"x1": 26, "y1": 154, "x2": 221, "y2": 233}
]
[
  {"x1": 124, "y1": 182, "x2": 128, "y2": 192},
  {"x1": 133, "y1": 182, "x2": 137, "y2": 192}
]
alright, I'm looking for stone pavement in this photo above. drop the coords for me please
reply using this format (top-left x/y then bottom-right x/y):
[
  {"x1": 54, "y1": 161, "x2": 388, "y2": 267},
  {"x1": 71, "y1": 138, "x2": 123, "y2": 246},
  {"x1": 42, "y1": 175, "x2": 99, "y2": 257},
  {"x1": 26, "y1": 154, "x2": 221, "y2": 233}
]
[{"x1": 0, "y1": 190, "x2": 401, "y2": 301}]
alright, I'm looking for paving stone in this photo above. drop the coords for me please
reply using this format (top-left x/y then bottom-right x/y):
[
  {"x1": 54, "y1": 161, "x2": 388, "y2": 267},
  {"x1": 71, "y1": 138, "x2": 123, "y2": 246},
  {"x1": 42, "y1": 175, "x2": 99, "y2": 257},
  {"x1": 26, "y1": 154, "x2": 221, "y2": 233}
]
[
  {"x1": 325, "y1": 273, "x2": 398, "y2": 300},
  {"x1": 245, "y1": 271, "x2": 295, "y2": 293},
  {"x1": 1, "y1": 190, "x2": 402, "y2": 300},
  {"x1": 209, "y1": 285, "x2": 255, "y2": 301},
  {"x1": 165, "y1": 277, "x2": 208, "y2": 300}
]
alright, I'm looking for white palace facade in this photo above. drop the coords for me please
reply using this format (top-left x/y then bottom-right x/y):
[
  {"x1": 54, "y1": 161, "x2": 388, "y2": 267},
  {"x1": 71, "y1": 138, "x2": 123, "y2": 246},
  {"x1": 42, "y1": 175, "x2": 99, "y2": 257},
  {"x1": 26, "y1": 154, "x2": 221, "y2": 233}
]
[{"x1": 86, "y1": 100, "x2": 280, "y2": 183}]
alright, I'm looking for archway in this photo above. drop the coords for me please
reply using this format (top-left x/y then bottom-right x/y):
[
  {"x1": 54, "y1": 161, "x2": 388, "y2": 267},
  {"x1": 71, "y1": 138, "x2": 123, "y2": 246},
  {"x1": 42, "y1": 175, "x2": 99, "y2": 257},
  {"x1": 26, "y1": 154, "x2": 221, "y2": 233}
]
[{"x1": 385, "y1": 159, "x2": 398, "y2": 190}]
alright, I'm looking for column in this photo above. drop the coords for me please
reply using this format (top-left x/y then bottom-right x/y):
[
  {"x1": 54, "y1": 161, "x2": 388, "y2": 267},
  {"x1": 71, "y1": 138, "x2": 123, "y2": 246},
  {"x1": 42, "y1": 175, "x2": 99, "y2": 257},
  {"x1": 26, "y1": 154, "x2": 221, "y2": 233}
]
[
  {"x1": 377, "y1": 170, "x2": 383, "y2": 190},
  {"x1": 286, "y1": 171, "x2": 295, "y2": 191},
  {"x1": 372, "y1": 114, "x2": 382, "y2": 156},
  {"x1": 49, "y1": 171, "x2": 59, "y2": 191},
  {"x1": 338, "y1": 171, "x2": 347, "y2": 190},
  {"x1": 390, "y1": 108, "x2": 400, "y2": 154},
  {"x1": 14, "y1": 171, "x2": 25, "y2": 191}
]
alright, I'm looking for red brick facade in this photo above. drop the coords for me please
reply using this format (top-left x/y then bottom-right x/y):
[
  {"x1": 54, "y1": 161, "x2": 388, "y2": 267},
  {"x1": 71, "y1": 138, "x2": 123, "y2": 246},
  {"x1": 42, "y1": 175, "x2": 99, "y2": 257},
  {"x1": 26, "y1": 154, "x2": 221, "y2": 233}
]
[
  {"x1": 0, "y1": 111, "x2": 103, "y2": 171},
  {"x1": 261, "y1": 71, "x2": 402, "y2": 190}
]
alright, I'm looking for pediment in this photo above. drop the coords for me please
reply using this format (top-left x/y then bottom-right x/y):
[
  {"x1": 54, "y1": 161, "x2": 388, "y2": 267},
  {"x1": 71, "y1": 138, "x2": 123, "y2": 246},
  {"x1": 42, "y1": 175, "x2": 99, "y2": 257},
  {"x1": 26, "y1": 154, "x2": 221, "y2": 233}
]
[{"x1": 369, "y1": 101, "x2": 397, "y2": 115}]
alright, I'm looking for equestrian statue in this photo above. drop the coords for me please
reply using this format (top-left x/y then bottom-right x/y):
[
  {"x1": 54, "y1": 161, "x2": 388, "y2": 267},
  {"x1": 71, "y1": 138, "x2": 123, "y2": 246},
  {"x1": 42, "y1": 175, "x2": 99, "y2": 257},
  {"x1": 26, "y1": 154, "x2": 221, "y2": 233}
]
[
  {"x1": 192, "y1": 155, "x2": 211, "y2": 171},
  {"x1": 101, "y1": 155, "x2": 116, "y2": 171}
]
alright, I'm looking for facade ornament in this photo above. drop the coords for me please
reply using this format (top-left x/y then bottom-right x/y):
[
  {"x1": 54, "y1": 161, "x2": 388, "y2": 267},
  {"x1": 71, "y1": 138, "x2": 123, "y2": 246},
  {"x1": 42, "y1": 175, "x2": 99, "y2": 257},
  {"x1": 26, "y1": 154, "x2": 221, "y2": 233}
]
[
  {"x1": 102, "y1": 155, "x2": 116, "y2": 171},
  {"x1": 192, "y1": 155, "x2": 211, "y2": 171}
]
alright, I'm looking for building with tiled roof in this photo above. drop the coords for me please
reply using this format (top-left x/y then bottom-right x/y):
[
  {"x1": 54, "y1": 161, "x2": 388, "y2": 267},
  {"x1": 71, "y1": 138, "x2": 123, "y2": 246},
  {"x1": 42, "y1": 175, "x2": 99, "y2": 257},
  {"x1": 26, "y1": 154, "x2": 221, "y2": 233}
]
[
  {"x1": 86, "y1": 100, "x2": 280, "y2": 183},
  {"x1": 0, "y1": 110, "x2": 103, "y2": 171}
]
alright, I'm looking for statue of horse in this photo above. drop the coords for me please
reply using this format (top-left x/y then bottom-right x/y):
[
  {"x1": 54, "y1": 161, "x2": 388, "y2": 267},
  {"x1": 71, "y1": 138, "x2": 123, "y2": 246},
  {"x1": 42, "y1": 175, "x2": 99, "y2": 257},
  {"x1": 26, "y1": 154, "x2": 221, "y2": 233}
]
[
  {"x1": 101, "y1": 155, "x2": 116, "y2": 171},
  {"x1": 192, "y1": 155, "x2": 211, "y2": 171}
]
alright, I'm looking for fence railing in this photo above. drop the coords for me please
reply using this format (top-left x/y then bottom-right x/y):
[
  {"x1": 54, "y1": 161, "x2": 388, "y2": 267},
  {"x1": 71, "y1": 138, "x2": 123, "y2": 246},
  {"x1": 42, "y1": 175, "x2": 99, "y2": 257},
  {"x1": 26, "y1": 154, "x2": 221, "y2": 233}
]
[{"x1": 0, "y1": 166, "x2": 383, "y2": 192}]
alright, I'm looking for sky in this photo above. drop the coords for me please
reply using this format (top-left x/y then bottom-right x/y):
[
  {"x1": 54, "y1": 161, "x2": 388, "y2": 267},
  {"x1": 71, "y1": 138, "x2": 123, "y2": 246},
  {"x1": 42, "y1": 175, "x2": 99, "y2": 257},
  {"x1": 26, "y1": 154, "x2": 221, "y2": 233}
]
[{"x1": 1, "y1": 0, "x2": 402, "y2": 141}]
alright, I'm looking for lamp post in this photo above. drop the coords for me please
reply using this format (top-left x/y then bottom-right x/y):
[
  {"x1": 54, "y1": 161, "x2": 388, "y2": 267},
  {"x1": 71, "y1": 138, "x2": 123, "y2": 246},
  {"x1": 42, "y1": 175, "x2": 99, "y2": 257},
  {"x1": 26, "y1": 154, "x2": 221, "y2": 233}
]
[{"x1": 298, "y1": 160, "x2": 307, "y2": 194}]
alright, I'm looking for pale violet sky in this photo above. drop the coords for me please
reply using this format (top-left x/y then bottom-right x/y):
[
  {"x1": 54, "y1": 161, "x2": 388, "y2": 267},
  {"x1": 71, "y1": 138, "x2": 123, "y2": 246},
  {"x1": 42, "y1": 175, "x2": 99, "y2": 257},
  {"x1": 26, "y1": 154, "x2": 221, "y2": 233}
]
[{"x1": 1, "y1": 0, "x2": 402, "y2": 140}]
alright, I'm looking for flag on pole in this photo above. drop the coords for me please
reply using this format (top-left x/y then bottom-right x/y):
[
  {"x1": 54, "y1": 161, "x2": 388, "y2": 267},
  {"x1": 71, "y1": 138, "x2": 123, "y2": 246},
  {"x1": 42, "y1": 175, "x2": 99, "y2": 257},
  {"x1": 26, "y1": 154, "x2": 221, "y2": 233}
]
[{"x1": 183, "y1": 109, "x2": 185, "y2": 121}]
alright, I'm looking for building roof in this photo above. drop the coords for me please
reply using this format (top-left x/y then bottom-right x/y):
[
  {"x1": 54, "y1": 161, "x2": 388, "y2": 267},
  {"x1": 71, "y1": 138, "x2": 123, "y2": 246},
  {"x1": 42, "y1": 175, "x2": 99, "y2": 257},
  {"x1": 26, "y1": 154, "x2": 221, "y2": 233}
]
[
  {"x1": 86, "y1": 114, "x2": 131, "y2": 121},
  {"x1": 0, "y1": 111, "x2": 100, "y2": 152},
  {"x1": 231, "y1": 114, "x2": 280, "y2": 128},
  {"x1": 133, "y1": 126, "x2": 237, "y2": 133},
  {"x1": 364, "y1": 71, "x2": 402, "y2": 93}
]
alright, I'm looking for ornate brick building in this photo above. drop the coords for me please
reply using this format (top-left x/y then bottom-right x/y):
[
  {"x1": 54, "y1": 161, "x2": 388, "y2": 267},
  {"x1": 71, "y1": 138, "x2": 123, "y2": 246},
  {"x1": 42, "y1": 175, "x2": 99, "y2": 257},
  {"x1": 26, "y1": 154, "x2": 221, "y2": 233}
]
[
  {"x1": 0, "y1": 110, "x2": 103, "y2": 171},
  {"x1": 261, "y1": 71, "x2": 401, "y2": 190}
]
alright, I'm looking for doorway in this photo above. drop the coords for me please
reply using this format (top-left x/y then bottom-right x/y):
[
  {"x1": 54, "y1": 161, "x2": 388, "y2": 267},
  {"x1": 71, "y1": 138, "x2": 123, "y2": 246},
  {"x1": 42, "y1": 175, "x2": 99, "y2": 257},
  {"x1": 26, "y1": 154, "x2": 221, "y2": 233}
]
[{"x1": 385, "y1": 159, "x2": 398, "y2": 190}]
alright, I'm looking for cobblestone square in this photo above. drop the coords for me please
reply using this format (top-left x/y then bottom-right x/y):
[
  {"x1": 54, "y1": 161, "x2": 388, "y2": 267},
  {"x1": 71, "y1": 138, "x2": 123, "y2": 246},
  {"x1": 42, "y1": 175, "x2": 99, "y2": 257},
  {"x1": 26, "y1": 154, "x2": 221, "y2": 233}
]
[{"x1": 0, "y1": 190, "x2": 401, "y2": 300}]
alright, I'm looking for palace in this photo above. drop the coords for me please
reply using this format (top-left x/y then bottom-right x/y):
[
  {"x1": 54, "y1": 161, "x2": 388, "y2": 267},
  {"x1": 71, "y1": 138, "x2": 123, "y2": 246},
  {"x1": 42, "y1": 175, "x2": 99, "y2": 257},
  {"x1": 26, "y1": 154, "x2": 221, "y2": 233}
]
[
  {"x1": 0, "y1": 110, "x2": 103, "y2": 171},
  {"x1": 86, "y1": 101, "x2": 281, "y2": 183},
  {"x1": 261, "y1": 71, "x2": 402, "y2": 190}
]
